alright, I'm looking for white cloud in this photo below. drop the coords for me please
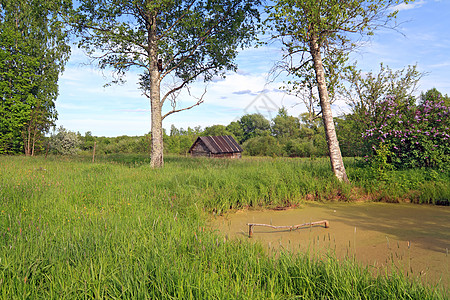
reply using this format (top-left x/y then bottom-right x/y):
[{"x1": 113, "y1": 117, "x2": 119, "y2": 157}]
[
  {"x1": 428, "y1": 61, "x2": 450, "y2": 68},
  {"x1": 391, "y1": 0, "x2": 426, "y2": 11}
]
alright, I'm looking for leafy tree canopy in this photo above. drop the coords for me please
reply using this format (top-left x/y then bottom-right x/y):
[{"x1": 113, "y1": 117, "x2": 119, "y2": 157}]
[
  {"x1": 420, "y1": 88, "x2": 450, "y2": 106},
  {"x1": 0, "y1": 0, "x2": 70, "y2": 155},
  {"x1": 70, "y1": 0, "x2": 261, "y2": 167},
  {"x1": 239, "y1": 113, "x2": 271, "y2": 143}
]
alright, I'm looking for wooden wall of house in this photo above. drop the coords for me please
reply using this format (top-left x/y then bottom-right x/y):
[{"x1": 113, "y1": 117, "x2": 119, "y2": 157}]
[
  {"x1": 190, "y1": 141, "x2": 211, "y2": 157},
  {"x1": 211, "y1": 153, "x2": 242, "y2": 159}
]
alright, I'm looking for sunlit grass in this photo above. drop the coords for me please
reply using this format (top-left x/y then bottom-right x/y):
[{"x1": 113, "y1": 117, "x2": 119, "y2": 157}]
[{"x1": 0, "y1": 155, "x2": 446, "y2": 298}]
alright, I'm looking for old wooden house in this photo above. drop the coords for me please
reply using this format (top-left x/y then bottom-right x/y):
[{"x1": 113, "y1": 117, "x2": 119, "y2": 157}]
[{"x1": 188, "y1": 136, "x2": 243, "y2": 158}]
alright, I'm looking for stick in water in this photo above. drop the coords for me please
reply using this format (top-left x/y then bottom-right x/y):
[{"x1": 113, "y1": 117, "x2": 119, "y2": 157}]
[{"x1": 247, "y1": 220, "x2": 329, "y2": 238}]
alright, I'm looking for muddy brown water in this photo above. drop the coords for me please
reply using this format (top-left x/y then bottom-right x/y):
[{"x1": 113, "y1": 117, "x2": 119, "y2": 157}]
[{"x1": 211, "y1": 202, "x2": 449, "y2": 288}]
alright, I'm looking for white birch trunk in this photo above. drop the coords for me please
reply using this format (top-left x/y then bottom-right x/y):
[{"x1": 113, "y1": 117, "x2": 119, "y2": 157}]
[{"x1": 310, "y1": 35, "x2": 349, "y2": 182}]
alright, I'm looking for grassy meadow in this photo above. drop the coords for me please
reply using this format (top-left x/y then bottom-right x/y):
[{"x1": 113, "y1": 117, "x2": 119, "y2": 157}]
[{"x1": 0, "y1": 154, "x2": 448, "y2": 298}]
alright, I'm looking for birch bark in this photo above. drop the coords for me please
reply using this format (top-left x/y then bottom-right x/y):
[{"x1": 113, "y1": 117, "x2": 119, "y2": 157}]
[{"x1": 310, "y1": 35, "x2": 349, "y2": 182}]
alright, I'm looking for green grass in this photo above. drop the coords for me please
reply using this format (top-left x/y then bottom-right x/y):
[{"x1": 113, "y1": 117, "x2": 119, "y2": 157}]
[
  {"x1": 347, "y1": 157, "x2": 450, "y2": 205},
  {"x1": 0, "y1": 155, "x2": 447, "y2": 299}
]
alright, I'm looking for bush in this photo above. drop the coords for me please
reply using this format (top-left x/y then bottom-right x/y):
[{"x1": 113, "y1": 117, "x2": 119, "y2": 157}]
[
  {"x1": 363, "y1": 97, "x2": 449, "y2": 169},
  {"x1": 49, "y1": 126, "x2": 80, "y2": 155},
  {"x1": 243, "y1": 136, "x2": 284, "y2": 156}
]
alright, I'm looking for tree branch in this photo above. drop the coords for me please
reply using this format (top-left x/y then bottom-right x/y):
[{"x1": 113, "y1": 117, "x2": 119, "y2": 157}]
[
  {"x1": 161, "y1": 86, "x2": 207, "y2": 120},
  {"x1": 160, "y1": 65, "x2": 216, "y2": 105},
  {"x1": 76, "y1": 22, "x2": 148, "y2": 54}
]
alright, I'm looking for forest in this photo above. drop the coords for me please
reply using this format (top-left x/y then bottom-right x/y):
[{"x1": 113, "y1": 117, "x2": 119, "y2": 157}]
[{"x1": 12, "y1": 85, "x2": 449, "y2": 174}]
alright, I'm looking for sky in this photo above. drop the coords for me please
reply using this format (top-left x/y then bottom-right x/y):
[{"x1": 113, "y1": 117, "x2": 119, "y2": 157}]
[{"x1": 56, "y1": 0, "x2": 450, "y2": 137}]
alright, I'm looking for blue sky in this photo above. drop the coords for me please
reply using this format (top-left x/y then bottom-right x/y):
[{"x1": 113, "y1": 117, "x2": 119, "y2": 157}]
[{"x1": 56, "y1": 0, "x2": 450, "y2": 137}]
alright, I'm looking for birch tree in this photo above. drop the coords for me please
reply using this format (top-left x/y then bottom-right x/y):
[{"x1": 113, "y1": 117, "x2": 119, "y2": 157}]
[
  {"x1": 0, "y1": 0, "x2": 70, "y2": 155},
  {"x1": 71, "y1": 0, "x2": 260, "y2": 168},
  {"x1": 265, "y1": 0, "x2": 412, "y2": 182}
]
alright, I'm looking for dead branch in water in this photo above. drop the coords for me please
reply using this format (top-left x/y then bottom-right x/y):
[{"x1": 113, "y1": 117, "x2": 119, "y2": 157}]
[{"x1": 247, "y1": 220, "x2": 329, "y2": 238}]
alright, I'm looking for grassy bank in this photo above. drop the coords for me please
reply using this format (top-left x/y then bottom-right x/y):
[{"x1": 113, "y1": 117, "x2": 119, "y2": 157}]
[
  {"x1": 96, "y1": 154, "x2": 449, "y2": 208},
  {"x1": 0, "y1": 155, "x2": 447, "y2": 298}
]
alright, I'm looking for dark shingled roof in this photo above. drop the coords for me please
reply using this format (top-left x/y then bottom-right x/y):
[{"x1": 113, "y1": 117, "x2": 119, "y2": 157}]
[{"x1": 189, "y1": 136, "x2": 243, "y2": 154}]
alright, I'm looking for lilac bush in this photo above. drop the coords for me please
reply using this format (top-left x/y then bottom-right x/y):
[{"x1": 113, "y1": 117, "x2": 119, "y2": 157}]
[{"x1": 363, "y1": 96, "x2": 449, "y2": 169}]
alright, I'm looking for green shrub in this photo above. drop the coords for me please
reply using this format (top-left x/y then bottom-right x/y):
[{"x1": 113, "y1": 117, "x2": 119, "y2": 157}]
[
  {"x1": 48, "y1": 126, "x2": 80, "y2": 155},
  {"x1": 364, "y1": 97, "x2": 449, "y2": 170},
  {"x1": 242, "y1": 135, "x2": 284, "y2": 157}
]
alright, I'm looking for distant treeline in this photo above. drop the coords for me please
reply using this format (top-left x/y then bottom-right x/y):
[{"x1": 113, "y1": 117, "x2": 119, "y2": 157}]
[
  {"x1": 3, "y1": 87, "x2": 449, "y2": 169},
  {"x1": 54, "y1": 108, "x2": 329, "y2": 158},
  {"x1": 44, "y1": 87, "x2": 449, "y2": 171}
]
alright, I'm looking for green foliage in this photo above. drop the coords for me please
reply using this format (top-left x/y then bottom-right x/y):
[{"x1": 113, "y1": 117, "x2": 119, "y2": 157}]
[
  {"x1": 263, "y1": 0, "x2": 407, "y2": 181},
  {"x1": 164, "y1": 134, "x2": 193, "y2": 155},
  {"x1": 284, "y1": 137, "x2": 326, "y2": 158},
  {"x1": 226, "y1": 121, "x2": 245, "y2": 143},
  {"x1": 242, "y1": 135, "x2": 283, "y2": 157},
  {"x1": 49, "y1": 126, "x2": 81, "y2": 155},
  {"x1": 363, "y1": 96, "x2": 450, "y2": 170},
  {"x1": 101, "y1": 135, "x2": 150, "y2": 154},
  {"x1": 78, "y1": 133, "x2": 151, "y2": 155},
  {"x1": 164, "y1": 125, "x2": 200, "y2": 155},
  {"x1": 239, "y1": 113, "x2": 271, "y2": 143},
  {"x1": 265, "y1": 0, "x2": 404, "y2": 58},
  {"x1": 370, "y1": 142, "x2": 394, "y2": 181},
  {"x1": 72, "y1": 0, "x2": 261, "y2": 88},
  {"x1": 72, "y1": 111, "x2": 331, "y2": 158},
  {"x1": 345, "y1": 63, "x2": 422, "y2": 111},
  {"x1": 79, "y1": 131, "x2": 95, "y2": 151},
  {"x1": 200, "y1": 125, "x2": 232, "y2": 137},
  {"x1": 348, "y1": 160, "x2": 450, "y2": 205},
  {"x1": 420, "y1": 87, "x2": 450, "y2": 106},
  {"x1": 271, "y1": 107, "x2": 300, "y2": 142},
  {"x1": 339, "y1": 64, "x2": 423, "y2": 157},
  {"x1": 0, "y1": 0, "x2": 70, "y2": 155}
]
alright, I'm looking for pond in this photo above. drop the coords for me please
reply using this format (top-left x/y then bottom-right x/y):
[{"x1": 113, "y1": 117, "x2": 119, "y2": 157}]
[{"x1": 211, "y1": 202, "x2": 449, "y2": 288}]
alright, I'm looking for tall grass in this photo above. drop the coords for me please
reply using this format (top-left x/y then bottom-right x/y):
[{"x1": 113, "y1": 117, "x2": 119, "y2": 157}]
[
  {"x1": 347, "y1": 157, "x2": 450, "y2": 205},
  {"x1": 0, "y1": 155, "x2": 446, "y2": 298}
]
